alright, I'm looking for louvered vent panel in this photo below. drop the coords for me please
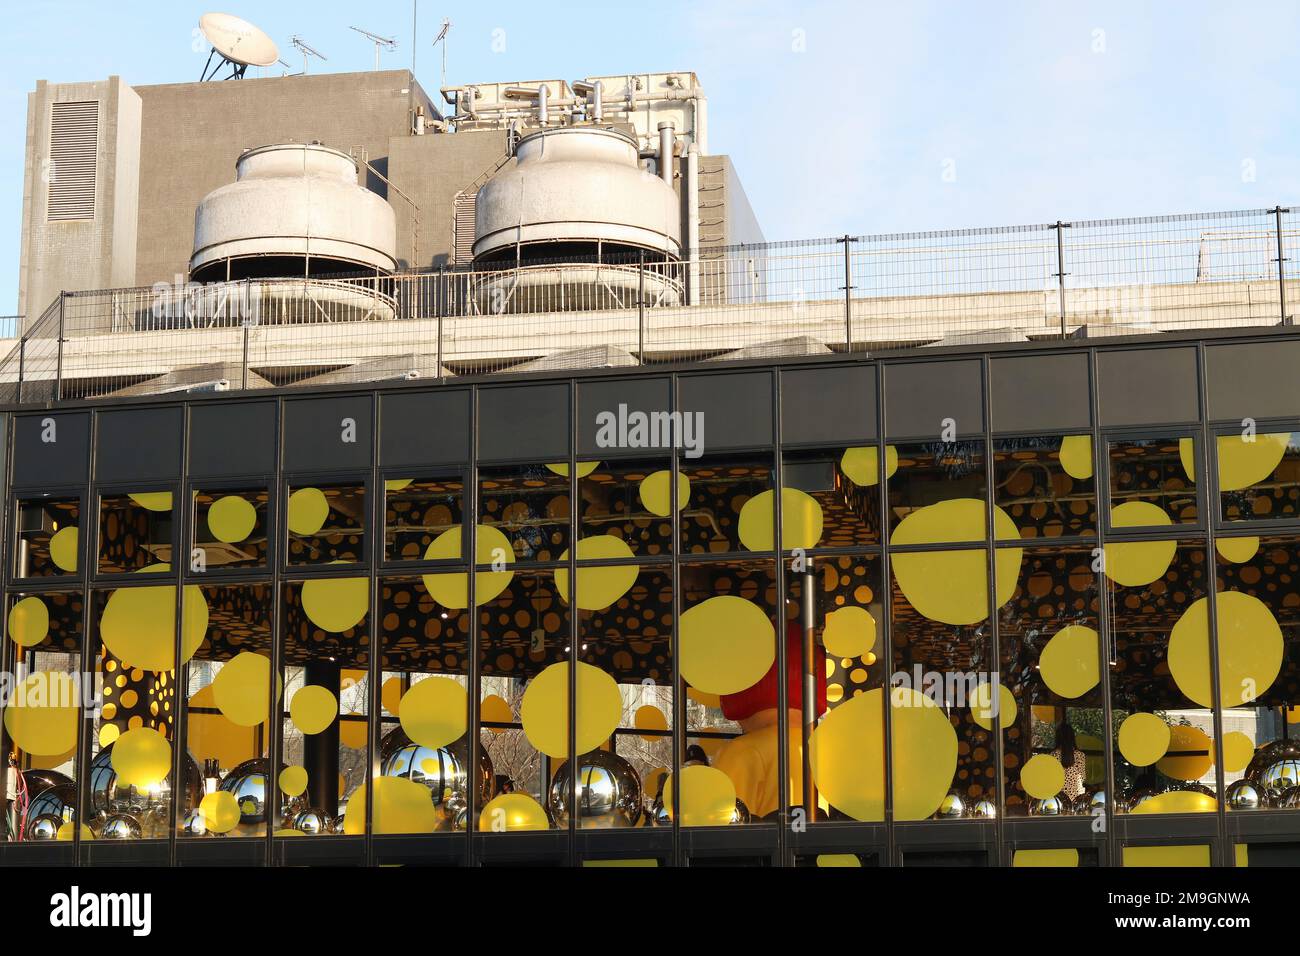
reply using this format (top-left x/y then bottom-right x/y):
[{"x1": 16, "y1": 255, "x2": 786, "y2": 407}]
[
  {"x1": 453, "y1": 192, "x2": 477, "y2": 264},
  {"x1": 47, "y1": 101, "x2": 98, "y2": 221}
]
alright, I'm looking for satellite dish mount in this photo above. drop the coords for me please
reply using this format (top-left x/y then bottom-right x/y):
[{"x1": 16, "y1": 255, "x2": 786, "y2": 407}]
[{"x1": 198, "y1": 13, "x2": 280, "y2": 81}]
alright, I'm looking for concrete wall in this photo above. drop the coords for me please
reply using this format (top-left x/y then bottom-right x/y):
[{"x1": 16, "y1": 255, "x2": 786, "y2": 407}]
[
  {"x1": 386, "y1": 127, "x2": 509, "y2": 269},
  {"x1": 133, "y1": 70, "x2": 435, "y2": 285},
  {"x1": 18, "y1": 77, "x2": 141, "y2": 327}
]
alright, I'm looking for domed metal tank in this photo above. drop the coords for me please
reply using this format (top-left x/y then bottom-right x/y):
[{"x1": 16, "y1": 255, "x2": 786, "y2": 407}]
[
  {"x1": 471, "y1": 126, "x2": 682, "y2": 314},
  {"x1": 191, "y1": 142, "x2": 398, "y2": 282}
]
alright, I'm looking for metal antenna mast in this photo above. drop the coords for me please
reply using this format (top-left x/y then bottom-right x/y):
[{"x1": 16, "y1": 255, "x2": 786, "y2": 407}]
[
  {"x1": 432, "y1": 19, "x2": 452, "y2": 92},
  {"x1": 289, "y1": 35, "x2": 327, "y2": 75},
  {"x1": 350, "y1": 26, "x2": 397, "y2": 71}
]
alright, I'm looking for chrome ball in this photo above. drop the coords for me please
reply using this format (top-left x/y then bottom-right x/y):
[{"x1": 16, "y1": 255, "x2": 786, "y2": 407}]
[
  {"x1": 27, "y1": 814, "x2": 63, "y2": 840},
  {"x1": 1080, "y1": 788, "x2": 1107, "y2": 814},
  {"x1": 101, "y1": 813, "x2": 142, "y2": 840},
  {"x1": 329, "y1": 814, "x2": 347, "y2": 835},
  {"x1": 1029, "y1": 794, "x2": 1068, "y2": 816},
  {"x1": 1277, "y1": 785, "x2": 1300, "y2": 809},
  {"x1": 1226, "y1": 779, "x2": 1268, "y2": 810},
  {"x1": 379, "y1": 727, "x2": 494, "y2": 808},
  {"x1": 294, "y1": 808, "x2": 331, "y2": 834},
  {"x1": 548, "y1": 750, "x2": 643, "y2": 828},
  {"x1": 936, "y1": 790, "x2": 965, "y2": 818},
  {"x1": 1246, "y1": 738, "x2": 1300, "y2": 790},
  {"x1": 970, "y1": 799, "x2": 997, "y2": 819},
  {"x1": 181, "y1": 809, "x2": 207, "y2": 836},
  {"x1": 90, "y1": 745, "x2": 202, "y2": 814},
  {"x1": 219, "y1": 758, "x2": 268, "y2": 824}
]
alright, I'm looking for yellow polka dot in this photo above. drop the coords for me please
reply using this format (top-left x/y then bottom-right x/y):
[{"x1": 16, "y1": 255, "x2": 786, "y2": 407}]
[
  {"x1": 1038, "y1": 624, "x2": 1100, "y2": 698},
  {"x1": 211, "y1": 652, "x2": 274, "y2": 727},
  {"x1": 3, "y1": 672, "x2": 80, "y2": 755},
  {"x1": 554, "y1": 536, "x2": 640, "y2": 610},
  {"x1": 520, "y1": 662, "x2": 621, "y2": 758},
  {"x1": 399, "y1": 677, "x2": 467, "y2": 750},
  {"x1": 638, "y1": 471, "x2": 690, "y2": 517},
  {"x1": 633, "y1": 705, "x2": 668, "y2": 740},
  {"x1": 8, "y1": 596, "x2": 50, "y2": 648},
  {"x1": 344, "y1": 777, "x2": 440, "y2": 834},
  {"x1": 199, "y1": 791, "x2": 241, "y2": 833},
  {"x1": 279, "y1": 765, "x2": 308, "y2": 796},
  {"x1": 544, "y1": 462, "x2": 600, "y2": 478},
  {"x1": 1118, "y1": 713, "x2": 1170, "y2": 767},
  {"x1": 290, "y1": 685, "x2": 338, "y2": 735},
  {"x1": 1021, "y1": 754, "x2": 1065, "y2": 798},
  {"x1": 287, "y1": 487, "x2": 329, "y2": 536},
  {"x1": 1180, "y1": 433, "x2": 1289, "y2": 491},
  {"x1": 1218, "y1": 732, "x2": 1255, "y2": 774},
  {"x1": 823, "y1": 606, "x2": 876, "y2": 659},
  {"x1": 478, "y1": 792, "x2": 550, "y2": 832},
  {"x1": 421, "y1": 525, "x2": 514, "y2": 609},
  {"x1": 480, "y1": 693, "x2": 513, "y2": 732},
  {"x1": 1130, "y1": 791, "x2": 1217, "y2": 815},
  {"x1": 99, "y1": 569, "x2": 208, "y2": 672},
  {"x1": 207, "y1": 495, "x2": 257, "y2": 543},
  {"x1": 1014, "y1": 848, "x2": 1079, "y2": 867},
  {"x1": 110, "y1": 727, "x2": 172, "y2": 789},
  {"x1": 49, "y1": 526, "x2": 78, "y2": 572},
  {"x1": 663, "y1": 765, "x2": 736, "y2": 827},
  {"x1": 301, "y1": 575, "x2": 368, "y2": 633},
  {"x1": 840, "y1": 446, "x2": 898, "y2": 486},
  {"x1": 119, "y1": 689, "x2": 138, "y2": 709},
  {"x1": 679, "y1": 596, "x2": 775, "y2": 695},
  {"x1": 1104, "y1": 502, "x2": 1177, "y2": 587},
  {"x1": 737, "y1": 488, "x2": 824, "y2": 551},
  {"x1": 129, "y1": 492, "x2": 173, "y2": 512},
  {"x1": 1168, "y1": 591, "x2": 1282, "y2": 708},
  {"x1": 969, "y1": 682, "x2": 1017, "y2": 732},
  {"x1": 1216, "y1": 536, "x2": 1260, "y2": 563},
  {"x1": 1058, "y1": 435, "x2": 1093, "y2": 480},
  {"x1": 1157, "y1": 724, "x2": 1213, "y2": 781}
]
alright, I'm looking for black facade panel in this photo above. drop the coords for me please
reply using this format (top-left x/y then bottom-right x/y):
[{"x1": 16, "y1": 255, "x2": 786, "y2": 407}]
[
  {"x1": 96, "y1": 406, "x2": 183, "y2": 483},
  {"x1": 380, "y1": 390, "x2": 470, "y2": 467},
  {"x1": 1205, "y1": 340, "x2": 1300, "y2": 422},
  {"x1": 478, "y1": 383, "x2": 570, "y2": 462},
  {"x1": 990, "y1": 352, "x2": 1091, "y2": 433},
  {"x1": 189, "y1": 401, "x2": 277, "y2": 479},
  {"x1": 576, "y1": 377, "x2": 672, "y2": 458},
  {"x1": 678, "y1": 371, "x2": 773, "y2": 450},
  {"x1": 781, "y1": 365, "x2": 876, "y2": 446},
  {"x1": 1097, "y1": 346, "x2": 1199, "y2": 426},
  {"x1": 12, "y1": 411, "x2": 90, "y2": 489},
  {"x1": 283, "y1": 395, "x2": 374, "y2": 473},
  {"x1": 885, "y1": 359, "x2": 984, "y2": 438}
]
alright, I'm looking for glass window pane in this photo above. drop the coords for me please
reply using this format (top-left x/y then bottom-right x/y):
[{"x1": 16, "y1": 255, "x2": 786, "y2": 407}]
[
  {"x1": 286, "y1": 484, "x2": 365, "y2": 566},
  {"x1": 782, "y1": 448, "x2": 882, "y2": 548},
  {"x1": 1216, "y1": 431, "x2": 1300, "y2": 523},
  {"x1": 887, "y1": 441, "x2": 987, "y2": 539},
  {"x1": 1107, "y1": 436, "x2": 1198, "y2": 526},
  {"x1": 192, "y1": 488, "x2": 268, "y2": 571},
  {"x1": 98, "y1": 490, "x2": 176, "y2": 573},
  {"x1": 679, "y1": 453, "x2": 774, "y2": 555},
  {"x1": 384, "y1": 475, "x2": 463, "y2": 562},
  {"x1": 14, "y1": 495, "x2": 80, "y2": 578},
  {"x1": 578, "y1": 458, "x2": 674, "y2": 557},
  {"x1": 993, "y1": 435, "x2": 1097, "y2": 540},
  {"x1": 478, "y1": 465, "x2": 570, "y2": 564}
]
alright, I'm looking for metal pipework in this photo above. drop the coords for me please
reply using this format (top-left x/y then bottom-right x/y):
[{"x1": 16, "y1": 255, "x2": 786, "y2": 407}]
[
  {"x1": 591, "y1": 79, "x2": 603, "y2": 122},
  {"x1": 658, "y1": 120, "x2": 675, "y2": 186}
]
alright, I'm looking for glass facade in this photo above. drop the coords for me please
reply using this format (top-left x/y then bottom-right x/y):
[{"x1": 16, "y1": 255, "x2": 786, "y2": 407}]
[{"x1": 3, "y1": 335, "x2": 1300, "y2": 866}]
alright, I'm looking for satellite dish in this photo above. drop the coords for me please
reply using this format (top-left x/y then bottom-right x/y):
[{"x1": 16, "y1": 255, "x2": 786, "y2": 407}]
[{"x1": 199, "y1": 13, "x2": 280, "y2": 80}]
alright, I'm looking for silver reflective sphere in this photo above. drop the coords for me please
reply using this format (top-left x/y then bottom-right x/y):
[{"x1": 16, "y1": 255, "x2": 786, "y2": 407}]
[
  {"x1": 970, "y1": 799, "x2": 997, "y2": 819},
  {"x1": 181, "y1": 809, "x2": 207, "y2": 836},
  {"x1": 379, "y1": 728, "x2": 494, "y2": 811},
  {"x1": 219, "y1": 759, "x2": 268, "y2": 824},
  {"x1": 1277, "y1": 785, "x2": 1300, "y2": 809},
  {"x1": 90, "y1": 745, "x2": 202, "y2": 814},
  {"x1": 548, "y1": 751, "x2": 643, "y2": 828},
  {"x1": 1080, "y1": 788, "x2": 1106, "y2": 814},
  {"x1": 294, "y1": 808, "x2": 331, "y2": 834},
  {"x1": 1226, "y1": 779, "x2": 1267, "y2": 810},
  {"x1": 328, "y1": 814, "x2": 347, "y2": 835},
  {"x1": 936, "y1": 790, "x2": 965, "y2": 818},
  {"x1": 1246, "y1": 739, "x2": 1300, "y2": 790},
  {"x1": 27, "y1": 814, "x2": 62, "y2": 840},
  {"x1": 101, "y1": 813, "x2": 142, "y2": 840},
  {"x1": 1030, "y1": 795, "x2": 1068, "y2": 816}
]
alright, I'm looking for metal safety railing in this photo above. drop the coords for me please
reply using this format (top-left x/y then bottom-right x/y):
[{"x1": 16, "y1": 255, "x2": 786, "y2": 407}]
[{"x1": 0, "y1": 205, "x2": 1294, "y2": 405}]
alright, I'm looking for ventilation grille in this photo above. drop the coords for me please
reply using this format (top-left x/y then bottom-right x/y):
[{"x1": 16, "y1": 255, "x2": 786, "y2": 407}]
[
  {"x1": 453, "y1": 192, "x2": 477, "y2": 264},
  {"x1": 47, "y1": 101, "x2": 98, "y2": 221}
]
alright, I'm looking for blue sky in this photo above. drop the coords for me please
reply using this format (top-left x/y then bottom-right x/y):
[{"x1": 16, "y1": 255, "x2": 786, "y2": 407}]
[{"x1": 2, "y1": 0, "x2": 1298, "y2": 312}]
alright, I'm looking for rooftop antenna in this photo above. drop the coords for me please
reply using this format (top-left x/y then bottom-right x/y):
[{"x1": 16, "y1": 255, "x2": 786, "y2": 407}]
[
  {"x1": 290, "y1": 35, "x2": 327, "y2": 75},
  {"x1": 276, "y1": 57, "x2": 293, "y2": 77},
  {"x1": 432, "y1": 18, "x2": 452, "y2": 92},
  {"x1": 350, "y1": 25, "x2": 397, "y2": 71}
]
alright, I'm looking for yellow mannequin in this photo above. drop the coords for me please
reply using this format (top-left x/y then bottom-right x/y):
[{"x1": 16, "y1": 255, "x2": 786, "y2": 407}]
[{"x1": 712, "y1": 708, "x2": 805, "y2": 819}]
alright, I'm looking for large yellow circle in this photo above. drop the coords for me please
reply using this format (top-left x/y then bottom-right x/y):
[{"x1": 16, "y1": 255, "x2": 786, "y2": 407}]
[
  {"x1": 301, "y1": 576, "x2": 368, "y2": 633},
  {"x1": 1038, "y1": 624, "x2": 1101, "y2": 699},
  {"x1": 1058, "y1": 435, "x2": 1093, "y2": 480},
  {"x1": 840, "y1": 446, "x2": 898, "y2": 486},
  {"x1": 663, "y1": 765, "x2": 737, "y2": 827},
  {"x1": 634, "y1": 705, "x2": 668, "y2": 740},
  {"x1": 1104, "y1": 501, "x2": 1177, "y2": 587},
  {"x1": 1118, "y1": 712, "x2": 1170, "y2": 767},
  {"x1": 110, "y1": 727, "x2": 172, "y2": 789},
  {"x1": 421, "y1": 524, "x2": 515, "y2": 609},
  {"x1": 211, "y1": 652, "x2": 273, "y2": 726},
  {"x1": 1180, "y1": 433, "x2": 1289, "y2": 491},
  {"x1": 3, "y1": 671, "x2": 79, "y2": 755},
  {"x1": 1157, "y1": 724, "x2": 1213, "y2": 780},
  {"x1": 199, "y1": 791, "x2": 241, "y2": 834},
  {"x1": 1130, "y1": 790, "x2": 1217, "y2": 815},
  {"x1": 1218, "y1": 731, "x2": 1255, "y2": 774},
  {"x1": 1021, "y1": 753, "x2": 1066, "y2": 799},
  {"x1": 49, "y1": 526, "x2": 78, "y2": 572},
  {"x1": 129, "y1": 492, "x2": 173, "y2": 512},
  {"x1": 679, "y1": 596, "x2": 775, "y2": 696},
  {"x1": 809, "y1": 687, "x2": 956, "y2": 822},
  {"x1": 545, "y1": 461, "x2": 600, "y2": 478},
  {"x1": 1168, "y1": 591, "x2": 1283, "y2": 708},
  {"x1": 207, "y1": 495, "x2": 256, "y2": 543},
  {"x1": 737, "y1": 488, "x2": 824, "y2": 552},
  {"x1": 822, "y1": 606, "x2": 877, "y2": 659},
  {"x1": 290, "y1": 685, "x2": 338, "y2": 735},
  {"x1": 890, "y1": 499, "x2": 1021, "y2": 625},
  {"x1": 399, "y1": 677, "x2": 468, "y2": 749},
  {"x1": 478, "y1": 792, "x2": 550, "y2": 832},
  {"x1": 287, "y1": 487, "x2": 329, "y2": 536},
  {"x1": 554, "y1": 536, "x2": 640, "y2": 610},
  {"x1": 8, "y1": 596, "x2": 50, "y2": 648},
  {"x1": 970, "y1": 682, "x2": 1017, "y2": 732},
  {"x1": 520, "y1": 661, "x2": 622, "y2": 758},
  {"x1": 1216, "y1": 536, "x2": 1260, "y2": 563},
  {"x1": 279, "y1": 765, "x2": 309, "y2": 797},
  {"x1": 100, "y1": 572, "x2": 209, "y2": 672},
  {"x1": 638, "y1": 470, "x2": 690, "y2": 517}
]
